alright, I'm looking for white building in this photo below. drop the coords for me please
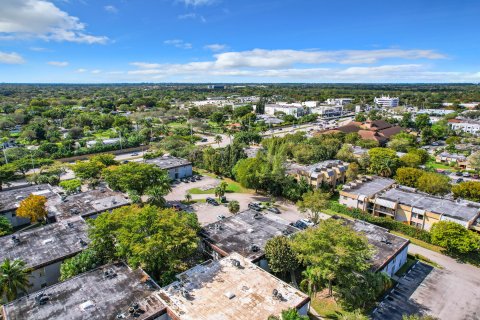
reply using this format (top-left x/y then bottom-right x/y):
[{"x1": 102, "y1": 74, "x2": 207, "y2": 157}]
[
  {"x1": 448, "y1": 119, "x2": 480, "y2": 135},
  {"x1": 86, "y1": 138, "x2": 120, "y2": 148},
  {"x1": 310, "y1": 105, "x2": 343, "y2": 118},
  {"x1": 264, "y1": 103, "x2": 307, "y2": 118},
  {"x1": 416, "y1": 109, "x2": 455, "y2": 116},
  {"x1": 326, "y1": 98, "x2": 353, "y2": 105},
  {"x1": 374, "y1": 96, "x2": 400, "y2": 107}
]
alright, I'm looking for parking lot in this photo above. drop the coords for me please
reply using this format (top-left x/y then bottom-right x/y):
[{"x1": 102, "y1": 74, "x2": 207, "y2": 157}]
[
  {"x1": 373, "y1": 244, "x2": 480, "y2": 320},
  {"x1": 165, "y1": 174, "x2": 307, "y2": 226}
]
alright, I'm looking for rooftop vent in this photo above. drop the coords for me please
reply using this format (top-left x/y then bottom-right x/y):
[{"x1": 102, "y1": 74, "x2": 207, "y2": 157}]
[
  {"x1": 35, "y1": 293, "x2": 50, "y2": 305},
  {"x1": 67, "y1": 222, "x2": 74, "y2": 228},
  {"x1": 11, "y1": 235, "x2": 20, "y2": 244},
  {"x1": 253, "y1": 213, "x2": 262, "y2": 220},
  {"x1": 181, "y1": 288, "x2": 190, "y2": 298},
  {"x1": 224, "y1": 292, "x2": 236, "y2": 299},
  {"x1": 272, "y1": 289, "x2": 283, "y2": 301},
  {"x1": 381, "y1": 237, "x2": 392, "y2": 245},
  {"x1": 104, "y1": 268, "x2": 117, "y2": 279},
  {"x1": 231, "y1": 259, "x2": 241, "y2": 268},
  {"x1": 79, "y1": 239, "x2": 88, "y2": 247},
  {"x1": 250, "y1": 244, "x2": 260, "y2": 252}
]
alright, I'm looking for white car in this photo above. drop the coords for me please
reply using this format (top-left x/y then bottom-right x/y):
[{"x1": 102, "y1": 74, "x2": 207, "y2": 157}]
[{"x1": 300, "y1": 219, "x2": 315, "y2": 227}]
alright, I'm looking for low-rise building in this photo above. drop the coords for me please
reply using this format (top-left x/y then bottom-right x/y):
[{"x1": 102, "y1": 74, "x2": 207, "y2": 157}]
[
  {"x1": 326, "y1": 98, "x2": 353, "y2": 105},
  {"x1": 310, "y1": 105, "x2": 343, "y2": 118},
  {"x1": 145, "y1": 156, "x2": 192, "y2": 180},
  {"x1": 48, "y1": 187, "x2": 131, "y2": 221},
  {"x1": 435, "y1": 152, "x2": 469, "y2": 169},
  {"x1": 339, "y1": 176, "x2": 395, "y2": 211},
  {"x1": 334, "y1": 217, "x2": 409, "y2": 277},
  {"x1": 448, "y1": 119, "x2": 480, "y2": 135},
  {"x1": 0, "y1": 217, "x2": 88, "y2": 293},
  {"x1": 159, "y1": 252, "x2": 310, "y2": 319},
  {"x1": 0, "y1": 184, "x2": 60, "y2": 228},
  {"x1": 264, "y1": 103, "x2": 307, "y2": 118},
  {"x1": 416, "y1": 109, "x2": 455, "y2": 116},
  {"x1": 86, "y1": 138, "x2": 121, "y2": 148},
  {"x1": 322, "y1": 120, "x2": 404, "y2": 145},
  {"x1": 2, "y1": 262, "x2": 168, "y2": 320},
  {"x1": 286, "y1": 160, "x2": 348, "y2": 189},
  {"x1": 200, "y1": 210, "x2": 299, "y2": 269}
]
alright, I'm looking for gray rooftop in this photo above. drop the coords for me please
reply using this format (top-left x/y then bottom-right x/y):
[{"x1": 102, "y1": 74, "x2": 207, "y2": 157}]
[
  {"x1": 335, "y1": 217, "x2": 409, "y2": 271},
  {"x1": 145, "y1": 155, "x2": 191, "y2": 170},
  {"x1": 379, "y1": 187, "x2": 480, "y2": 222},
  {"x1": 159, "y1": 252, "x2": 309, "y2": 320},
  {"x1": 0, "y1": 184, "x2": 59, "y2": 214},
  {"x1": 286, "y1": 160, "x2": 348, "y2": 177},
  {"x1": 200, "y1": 210, "x2": 299, "y2": 261},
  {"x1": 0, "y1": 217, "x2": 88, "y2": 269},
  {"x1": 342, "y1": 176, "x2": 395, "y2": 198},
  {"x1": 48, "y1": 188, "x2": 130, "y2": 221},
  {"x1": 2, "y1": 263, "x2": 166, "y2": 320}
]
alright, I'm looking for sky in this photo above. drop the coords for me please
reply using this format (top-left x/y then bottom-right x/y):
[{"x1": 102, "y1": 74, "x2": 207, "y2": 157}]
[{"x1": 0, "y1": 0, "x2": 480, "y2": 83}]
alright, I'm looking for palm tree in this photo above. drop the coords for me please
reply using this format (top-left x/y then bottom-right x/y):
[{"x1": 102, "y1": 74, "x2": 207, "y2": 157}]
[
  {"x1": 185, "y1": 193, "x2": 192, "y2": 203},
  {"x1": 0, "y1": 258, "x2": 31, "y2": 302},
  {"x1": 146, "y1": 185, "x2": 169, "y2": 207},
  {"x1": 214, "y1": 135, "x2": 223, "y2": 146},
  {"x1": 215, "y1": 181, "x2": 228, "y2": 199},
  {"x1": 299, "y1": 267, "x2": 321, "y2": 311}
]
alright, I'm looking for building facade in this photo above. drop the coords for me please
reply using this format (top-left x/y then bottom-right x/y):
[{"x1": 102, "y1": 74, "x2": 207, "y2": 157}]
[
  {"x1": 264, "y1": 103, "x2": 307, "y2": 118},
  {"x1": 286, "y1": 160, "x2": 348, "y2": 190},
  {"x1": 448, "y1": 119, "x2": 480, "y2": 135},
  {"x1": 146, "y1": 156, "x2": 193, "y2": 180},
  {"x1": 374, "y1": 96, "x2": 400, "y2": 107}
]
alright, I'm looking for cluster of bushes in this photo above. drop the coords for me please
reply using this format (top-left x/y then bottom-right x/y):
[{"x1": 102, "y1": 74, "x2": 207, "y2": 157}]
[{"x1": 328, "y1": 202, "x2": 432, "y2": 243}]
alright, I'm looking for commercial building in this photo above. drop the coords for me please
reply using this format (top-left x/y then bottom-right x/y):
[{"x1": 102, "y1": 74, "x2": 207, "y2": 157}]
[
  {"x1": 340, "y1": 178, "x2": 480, "y2": 231},
  {"x1": 310, "y1": 105, "x2": 343, "y2": 118},
  {"x1": 0, "y1": 217, "x2": 88, "y2": 293},
  {"x1": 145, "y1": 156, "x2": 192, "y2": 180},
  {"x1": 448, "y1": 119, "x2": 480, "y2": 135},
  {"x1": 374, "y1": 96, "x2": 399, "y2": 108},
  {"x1": 0, "y1": 184, "x2": 60, "y2": 228},
  {"x1": 159, "y1": 252, "x2": 310, "y2": 319},
  {"x1": 334, "y1": 217, "x2": 409, "y2": 277},
  {"x1": 416, "y1": 109, "x2": 455, "y2": 116},
  {"x1": 286, "y1": 160, "x2": 348, "y2": 189},
  {"x1": 326, "y1": 98, "x2": 354, "y2": 105},
  {"x1": 2, "y1": 262, "x2": 168, "y2": 320},
  {"x1": 264, "y1": 103, "x2": 307, "y2": 118},
  {"x1": 322, "y1": 120, "x2": 403, "y2": 145},
  {"x1": 47, "y1": 187, "x2": 131, "y2": 221},
  {"x1": 200, "y1": 210, "x2": 299, "y2": 269}
]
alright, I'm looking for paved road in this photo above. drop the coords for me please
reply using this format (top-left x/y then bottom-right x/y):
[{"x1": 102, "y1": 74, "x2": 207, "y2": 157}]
[{"x1": 403, "y1": 244, "x2": 480, "y2": 319}]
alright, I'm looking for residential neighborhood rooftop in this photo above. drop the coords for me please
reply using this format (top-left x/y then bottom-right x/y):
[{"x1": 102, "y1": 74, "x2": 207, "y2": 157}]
[
  {"x1": 342, "y1": 176, "x2": 395, "y2": 198},
  {"x1": 200, "y1": 210, "x2": 299, "y2": 261},
  {"x1": 48, "y1": 187, "x2": 130, "y2": 221},
  {"x1": 2, "y1": 262, "x2": 166, "y2": 320},
  {"x1": 0, "y1": 217, "x2": 88, "y2": 270},
  {"x1": 379, "y1": 187, "x2": 480, "y2": 222},
  {"x1": 0, "y1": 184, "x2": 59, "y2": 214},
  {"x1": 159, "y1": 252, "x2": 309, "y2": 320},
  {"x1": 336, "y1": 217, "x2": 410, "y2": 271},
  {"x1": 145, "y1": 155, "x2": 192, "y2": 170},
  {"x1": 286, "y1": 159, "x2": 347, "y2": 177}
]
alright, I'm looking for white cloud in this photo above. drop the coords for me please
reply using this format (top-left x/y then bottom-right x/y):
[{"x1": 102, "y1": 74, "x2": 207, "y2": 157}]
[
  {"x1": 0, "y1": 0, "x2": 108, "y2": 44},
  {"x1": 204, "y1": 44, "x2": 227, "y2": 52},
  {"x1": 164, "y1": 39, "x2": 192, "y2": 49},
  {"x1": 122, "y1": 48, "x2": 464, "y2": 82},
  {"x1": 104, "y1": 5, "x2": 118, "y2": 14},
  {"x1": 29, "y1": 47, "x2": 49, "y2": 52},
  {"x1": 0, "y1": 51, "x2": 25, "y2": 64},
  {"x1": 91, "y1": 69, "x2": 101, "y2": 74},
  {"x1": 48, "y1": 61, "x2": 69, "y2": 67},
  {"x1": 179, "y1": 0, "x2": 217, "y2": 6},
  {"x1": 76, "y1": 68, "x2": 87, "y2": 73},
  {"x1": 177, "y1": 13, "x2": 206, "y2": 22}
]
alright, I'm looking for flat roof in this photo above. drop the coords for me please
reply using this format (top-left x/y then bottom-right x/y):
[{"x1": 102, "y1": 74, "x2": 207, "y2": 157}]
[
  {"x1": 159, "y1": 252, "x2": 309, "y2": 320},
  {"x1": 343, "y1": 218, "x2": 409, "y2": 271},
  {"x1": 2, "y1": 263, "x2": 166, "y2": 320},
  {"x1": 286, "y1": 160, "x2": 347, "y2": 177},
  {"x1": 145, "y1": 155, "x2": 191, "y2": 170},
  {"x1": 342, "y1": 176, "x2": 395, "y2": 198},
  {"x1": 0, "y1": 217, "x2": 88, "y2": 269},
  {"x1": 380, "y1": 187, "x2": 480, "y2": 222},
  {"x1": 0, "y1": 184, "x2": 59, "y2": 214},
  {"x1": 200, "y1": 210, "x2": 299, "y2": 261},
  {"x1": 48, "y1": 188, "x2": 130, "y2": 221}
]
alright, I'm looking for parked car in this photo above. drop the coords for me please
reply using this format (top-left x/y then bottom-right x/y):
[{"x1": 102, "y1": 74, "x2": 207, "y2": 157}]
[
  {"x1": 201, "y1": 138, "x2": 208, "y2": 142},
  {"x1": 122, "y1": 160, "x2": 129, "y2": 164},
  {"x1": 473, "y1": 174, "x2": 479, "y2": 179},
  {"x1": 248, "y1": 203, "x2": 262, "y2": 211},
  {"x1": 300, "y1": 219, "x2": 315, "y2": 227},
  {"x1": 131, "y1": 152, "x2": 139, "y2": 156},
  {"x1": 463, "y1": 172, "x2": 471, "y2": 177},
  {"x1": 206, "y1": 197, "x2": 219, "y2": 206},
  {"x1": 455, "y1": 171, "x2": 463, "y2": 176},
  {"x1": 194, "y1": 175, "x2": 202, "y2": 180},
  {"x1": 291, "y1": 220, "x2": 308, "y2": 230},
  {"x1": 266, "y1": 207, "x2": 281, "y2": 214},
  {"x1": 181, "y1": 178, "x2": 189, "y2": 183},
  {"x1": 220, "y1": 196, "x2": 227, "y2": 203},
  {"x1": 172, "y1": 204, "x2": 182, "y2": 211},
  {"x1": 188, "y1": 176, "x2": 196, "y2": 182},
  {"x1": 455, "y1": 178, "x2": 464, "y2": 184},
  {"x1": 217, "y1": 215, "x2": 226, "y2": 220}
]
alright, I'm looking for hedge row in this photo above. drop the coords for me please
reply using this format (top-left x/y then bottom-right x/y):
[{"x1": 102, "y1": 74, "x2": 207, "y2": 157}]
[{"x1": 329, "y1": 202, "x2": 433, "y2": 243}]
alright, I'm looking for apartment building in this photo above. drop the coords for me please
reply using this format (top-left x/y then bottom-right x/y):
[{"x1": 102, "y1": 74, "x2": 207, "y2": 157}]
[
  {"x1": 159, "y1": 252, "x2": 310, "y2": 319},
  {"x1": 448, "y1": 119, "x2": 480, "y2": 135},
  {"x1": 416, "y1": 109, "x2": 455, "y2": 116},
  {"x1": 0, "y1": 217, "x2": 88, "y2": 293},
  {"x1": 2, "y1": 262, "x2": 168, "y2": 320},
  {"x1": 435, "y1": 152, "x2": 469, "y2": 169},
  {"x1": 0, "y1": 184, "x2": 60, "y2": 228},
  {"x1": 374, "y1": 96, "x2": 400, "y2": 108},
  {"x1": 340, "y1": 178, "x2": 480, "y2": 231},
  {"x1": 286, "y1": 160, "x2": 348, "y2": 189}
]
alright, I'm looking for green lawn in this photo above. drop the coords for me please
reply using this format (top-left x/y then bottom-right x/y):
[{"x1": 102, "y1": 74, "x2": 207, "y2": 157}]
[
  {"x1": 310, "y1": 293, "x2": 347, "y2": 319},
  {"x1": 425, "y1": 160, "x2": 455, "y2": 170}
]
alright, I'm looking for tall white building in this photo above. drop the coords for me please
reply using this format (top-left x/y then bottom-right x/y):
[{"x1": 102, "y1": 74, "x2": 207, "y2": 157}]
[
  {"x1": 374, "y1": 96, "x2": 399, "y2": 107},
  {"x1": 264, "y1": 103, "x2": 307, "y2": 118},
  {"x1": 326, "y1": 98, "x2": 353, "y2": 105}
]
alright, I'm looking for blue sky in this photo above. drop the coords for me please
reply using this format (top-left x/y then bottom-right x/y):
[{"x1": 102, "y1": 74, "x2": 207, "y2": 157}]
[{"x1": 1, "y1": 0, "x2": 479, "y2": 83}]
